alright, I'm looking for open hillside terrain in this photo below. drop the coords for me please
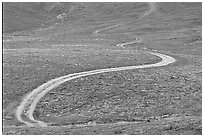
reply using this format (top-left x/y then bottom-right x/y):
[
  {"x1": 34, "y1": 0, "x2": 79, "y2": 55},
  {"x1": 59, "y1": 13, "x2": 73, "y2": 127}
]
[{"x1": 2, "y1": 2, "x2": 202, "y2": 135}]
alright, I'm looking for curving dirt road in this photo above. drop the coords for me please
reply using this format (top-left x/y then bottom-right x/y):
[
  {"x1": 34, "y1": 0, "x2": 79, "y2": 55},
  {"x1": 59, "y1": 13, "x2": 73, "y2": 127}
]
[
  {"x1": 116, "y1": 38, "x2": 141, "y2": 48},
  {"x1": 16, "y1": 39, "x2": 176, "y2": 127},
  {"x1": 15, "y1": 2, "x2": 176, "y2": 127},
  {"x1": 93, "y1": 2, "x2": 155, "y2": 34}
]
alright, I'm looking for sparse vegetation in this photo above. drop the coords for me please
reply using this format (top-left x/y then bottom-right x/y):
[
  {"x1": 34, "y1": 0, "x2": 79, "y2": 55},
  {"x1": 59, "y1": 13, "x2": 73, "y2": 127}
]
[{"x1": 3, "y1": 2, "x2": 202, "y2": 135}]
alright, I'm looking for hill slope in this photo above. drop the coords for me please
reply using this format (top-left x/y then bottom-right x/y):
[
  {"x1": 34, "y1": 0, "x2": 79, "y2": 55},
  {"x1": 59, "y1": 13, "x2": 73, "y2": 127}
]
[
  {"x1": 2, "y1": 2, "x2": 202, "y2": 135},
  {"x1": 3, "y1": 2, "x2": 148, "y2": 33}
]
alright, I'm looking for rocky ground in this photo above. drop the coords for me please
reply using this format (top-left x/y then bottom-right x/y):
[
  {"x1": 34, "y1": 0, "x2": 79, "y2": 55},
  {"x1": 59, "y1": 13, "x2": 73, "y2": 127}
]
[{"x1": 2, "y1": 2, "x2": 202, "y2": 135}]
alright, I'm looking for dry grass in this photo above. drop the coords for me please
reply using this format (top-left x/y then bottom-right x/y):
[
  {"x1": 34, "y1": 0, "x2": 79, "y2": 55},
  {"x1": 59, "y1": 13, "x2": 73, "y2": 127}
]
[
  {"x1": 2, "y1": 2, "x2": 202, "y2": 135},
  {"x1": 3, "y1": 45, "x2": 159, "y2": 125}
]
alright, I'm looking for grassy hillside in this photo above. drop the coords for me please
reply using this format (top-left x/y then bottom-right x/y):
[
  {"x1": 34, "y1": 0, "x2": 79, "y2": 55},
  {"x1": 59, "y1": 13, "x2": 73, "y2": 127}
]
[
  {"x1": 3, "y1": 2, "x2": 148, "y2": 33},
  {"x1": 2, "y1": 2, "x2": 202, "y2": 135}
]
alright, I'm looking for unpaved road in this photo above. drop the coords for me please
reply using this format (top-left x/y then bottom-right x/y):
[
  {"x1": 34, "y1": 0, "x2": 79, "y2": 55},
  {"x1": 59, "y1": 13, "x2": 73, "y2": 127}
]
[
  {"x1": 15, "y1": 41, "x2": 176, "y2": 127},
  {"x1": 15, "y1": 2, "x2": 176, "y2": 127},
  {"x1": 94, "y1": 2, "x2": 155, "y2": 34},
  {"x1": 116, "y1": 38, "x2": 141, "y2": 48}
]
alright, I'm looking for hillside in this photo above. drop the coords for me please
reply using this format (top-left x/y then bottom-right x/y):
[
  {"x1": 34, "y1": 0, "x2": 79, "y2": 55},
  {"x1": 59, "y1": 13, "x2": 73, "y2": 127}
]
[
  {"x1": 2, "y1": 2, "x2": 202, "y2": 135},
  {"x1": 3, "y1": 2, "x2": 71, "y2": 33},
  {"x1": 3, "y1": 2, "x2": 148, "y2": 33}
]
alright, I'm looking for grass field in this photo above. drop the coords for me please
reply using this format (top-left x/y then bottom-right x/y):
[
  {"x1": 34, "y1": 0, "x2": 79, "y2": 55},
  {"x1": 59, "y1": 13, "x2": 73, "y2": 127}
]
[{"x1": 2, "y1": 2, "x2": 202, "y2": 135}]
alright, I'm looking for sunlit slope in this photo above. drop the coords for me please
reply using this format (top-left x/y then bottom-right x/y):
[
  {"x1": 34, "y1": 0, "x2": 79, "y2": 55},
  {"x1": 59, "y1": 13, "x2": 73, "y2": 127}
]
[{"x1": 3, "y1": 2, "x2": 148, "y2": 33}]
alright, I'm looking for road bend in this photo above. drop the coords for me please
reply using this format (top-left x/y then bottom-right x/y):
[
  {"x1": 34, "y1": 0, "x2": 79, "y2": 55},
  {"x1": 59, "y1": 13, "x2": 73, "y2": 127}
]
[{"x1": 15, "y1": 2, "x2": 176, "y2": 127}]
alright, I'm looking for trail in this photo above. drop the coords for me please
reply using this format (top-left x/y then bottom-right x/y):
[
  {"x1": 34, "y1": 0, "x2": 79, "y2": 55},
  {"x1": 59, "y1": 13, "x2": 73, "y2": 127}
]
[
  {"x1": 116, "y1": 38, "x2": 141, "y2": 48},
  {"x1": 93, "y1": 2, "x2": 156, "y2": 34},
  {"x1": 15, "y1": 41, "x2": 176, "y2": 127},
  {"x1": 14, "y1": 2, "x2": 176, "y2": 127}
]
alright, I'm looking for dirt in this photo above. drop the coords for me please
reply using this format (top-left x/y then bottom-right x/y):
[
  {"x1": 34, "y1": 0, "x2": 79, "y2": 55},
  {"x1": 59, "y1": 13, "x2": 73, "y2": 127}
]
[{"x1": 2, "y1": 2, "x2": 202, "y2": 135}]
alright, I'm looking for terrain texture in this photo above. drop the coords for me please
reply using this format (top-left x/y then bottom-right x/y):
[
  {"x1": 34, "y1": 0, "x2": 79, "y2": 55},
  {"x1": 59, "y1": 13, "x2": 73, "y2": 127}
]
[{"x1": 3, "y1": 2, "x2": 202, "y2": 135}]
